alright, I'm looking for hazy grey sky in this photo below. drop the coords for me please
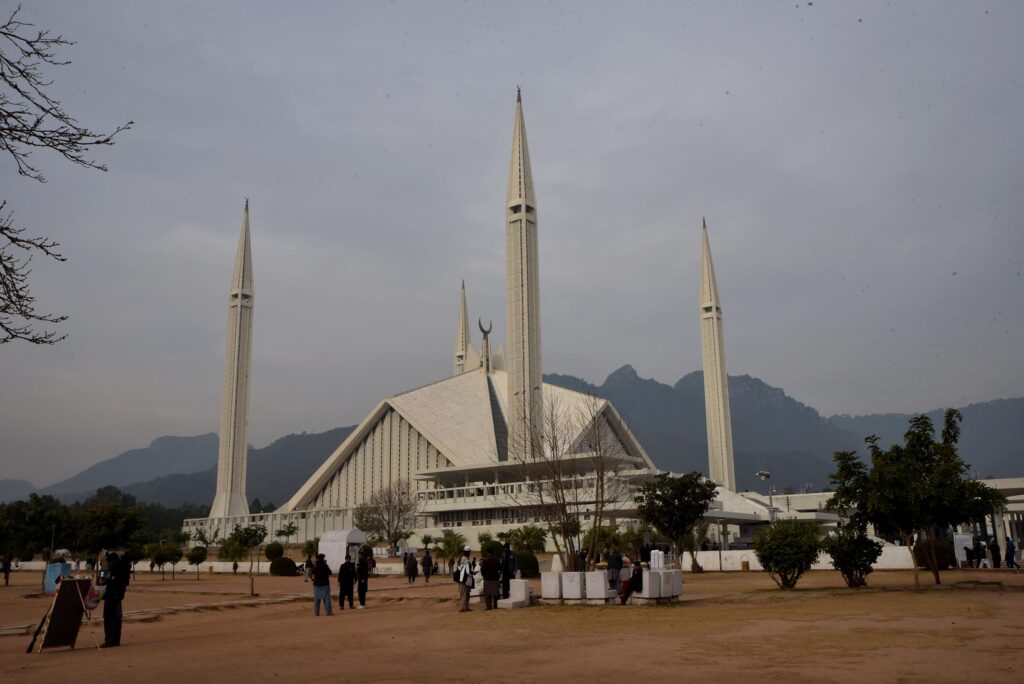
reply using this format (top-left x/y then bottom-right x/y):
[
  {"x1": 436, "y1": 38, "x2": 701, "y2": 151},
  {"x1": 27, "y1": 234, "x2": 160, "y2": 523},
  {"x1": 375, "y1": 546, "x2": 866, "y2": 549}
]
[{"x1": 2, "y1": 1, "x2": 1022, "y2": 487}]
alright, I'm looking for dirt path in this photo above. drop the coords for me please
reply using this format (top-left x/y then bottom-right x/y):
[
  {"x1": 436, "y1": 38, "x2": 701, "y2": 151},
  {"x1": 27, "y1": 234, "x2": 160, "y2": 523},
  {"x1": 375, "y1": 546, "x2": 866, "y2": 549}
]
[{"x1": 2, "y1": 569, "x2": 1022, "y2": 682}]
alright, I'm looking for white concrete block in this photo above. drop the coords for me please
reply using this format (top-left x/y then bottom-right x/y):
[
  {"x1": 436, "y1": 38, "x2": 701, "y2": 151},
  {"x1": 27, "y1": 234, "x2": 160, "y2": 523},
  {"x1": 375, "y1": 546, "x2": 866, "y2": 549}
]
[
  {"x1": 585, "y1": 571, "x2": 616, "y2": 601},
  {"x1": 671, "y1": 570, "x2": 683, "y2": 597},
  {"x1": 507, "y1": 579, "x2": 532, "y2": 602},
  {"x1": 541, "y1": 572, "x2": 562, "y2": 599},
  {"x1": 637, "y1": 570, "x2": 661, "y2": 599},
  {"x1": 657, "y1": 570, "x2": 673, "y2": 597},
  {"x1": 561, "y1": 572, "x2": 585, "y2": 600}
]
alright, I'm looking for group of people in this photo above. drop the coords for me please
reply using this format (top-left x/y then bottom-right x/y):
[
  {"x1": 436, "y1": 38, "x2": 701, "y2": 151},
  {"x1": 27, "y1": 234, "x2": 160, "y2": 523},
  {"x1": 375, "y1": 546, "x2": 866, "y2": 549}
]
[
  {"x1": 309, "y1": 551, "x2": 371, "y2": 615},
  {"x1": 965, "y1": 537, "x2": 1019, "y2": 570},
  {"x1": 454, "y1": 541, "x2": 518, "y2": 611},
  {"x1": 403, "y1": 549, "x2": 435, "y2": 584}
]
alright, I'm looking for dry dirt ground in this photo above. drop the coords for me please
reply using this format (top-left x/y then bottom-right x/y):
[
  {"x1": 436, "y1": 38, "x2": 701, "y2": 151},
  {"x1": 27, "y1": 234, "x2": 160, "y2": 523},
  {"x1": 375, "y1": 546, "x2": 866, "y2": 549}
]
[{"x1": 2, "y1": 568, "x2": 1023, "y2": 683}]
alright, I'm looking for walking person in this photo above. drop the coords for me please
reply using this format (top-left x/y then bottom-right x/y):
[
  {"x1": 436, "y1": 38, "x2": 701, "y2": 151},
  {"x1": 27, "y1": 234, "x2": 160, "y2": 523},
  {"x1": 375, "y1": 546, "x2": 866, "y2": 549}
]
[
  {"x1": 422, "y1": 549, "x2": 433, "y2": 584},
  {"x1": 480, "y1": 547, "x2": 501, "y2": 610},
  {"x1": 1, "y1": 555, "x2": 10, "y2": 586},
  {"x1": 338, "y1": 554, "x2": 356, "y2": 609},
  {"x1": 312, "y1": 553, "x2": 333, "y2": 616},
  {"x1": 356, "y1": 551, "x2": 369, "y2": 609},
  {"x1": 607, "y1": 549, "x2": 623, "y2": 591},
  {"x1": 100, "y1": 552, "x2": 130, "y2": 648},
  {"x1": 405, "y1": 552, "x2": 418, "y2": 584},
  {"x1": 455, "y1": 546, "x2": 476, "y2": 613},
  {"x1": 1005, "y1": 538, "x2": 1019, "y2": 570},
  {"x1": 499, "y1": 542, "x2": 517, "y2": 600},
  {"x1": 989, "y1": 539, "x2": 1001, "y2": 569}
]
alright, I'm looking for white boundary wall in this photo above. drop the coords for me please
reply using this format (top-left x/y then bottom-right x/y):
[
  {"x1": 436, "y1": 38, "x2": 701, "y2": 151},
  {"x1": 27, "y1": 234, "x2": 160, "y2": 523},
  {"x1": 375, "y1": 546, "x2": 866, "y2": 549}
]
[{"x1": 684, "y1": 545, "x2": 915, "y2": 572}]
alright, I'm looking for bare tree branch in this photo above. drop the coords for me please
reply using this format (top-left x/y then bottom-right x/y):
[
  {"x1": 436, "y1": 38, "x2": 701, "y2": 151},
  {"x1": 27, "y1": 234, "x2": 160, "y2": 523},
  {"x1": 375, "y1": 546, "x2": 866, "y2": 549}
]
[{"x1": 1, "y1": 4, "x2": 133, "y2": 344}]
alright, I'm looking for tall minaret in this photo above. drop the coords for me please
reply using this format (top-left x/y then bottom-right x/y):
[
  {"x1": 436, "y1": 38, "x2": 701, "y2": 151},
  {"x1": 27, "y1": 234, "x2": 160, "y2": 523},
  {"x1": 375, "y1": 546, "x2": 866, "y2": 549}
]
[
  {"x1": 700, "y1": 219, "x2": 736, "y2": 491},
  {"x1": 454, "y1": 280, "x2": 470, "y2": 375},
  {"x1": 505, "y1": 88, "x2": 542, "y2": 455},
  {"x1": 209, "y1": 201, "x2": 254, "y2": 519}
]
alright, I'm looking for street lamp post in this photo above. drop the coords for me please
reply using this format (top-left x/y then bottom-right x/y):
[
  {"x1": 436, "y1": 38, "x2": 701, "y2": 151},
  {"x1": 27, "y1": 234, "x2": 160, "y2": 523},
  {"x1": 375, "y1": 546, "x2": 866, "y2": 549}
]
[{"x1": 756, "y1": 470, "x2": 776, "y2": 521}]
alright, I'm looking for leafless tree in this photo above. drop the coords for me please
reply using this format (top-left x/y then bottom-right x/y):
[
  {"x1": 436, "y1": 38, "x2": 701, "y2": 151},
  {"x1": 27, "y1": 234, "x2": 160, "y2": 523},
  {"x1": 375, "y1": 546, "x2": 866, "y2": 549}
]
[
  {"x1": 353, "y1": 479, "x2": 420, "y2": 552},
  {"x1": 507, "y1": 394, "x2": 636, "y2": 571},
  {"x1": 1, "y1": 5, "x2": 132, "y2": 344}
]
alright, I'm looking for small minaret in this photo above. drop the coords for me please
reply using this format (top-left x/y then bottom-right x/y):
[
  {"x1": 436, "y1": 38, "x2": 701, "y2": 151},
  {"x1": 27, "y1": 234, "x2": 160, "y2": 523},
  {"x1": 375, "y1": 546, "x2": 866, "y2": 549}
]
[
  {"x1": 700, "y1": 219, "x2": 736, "y2": 491},
  {"x1": 479, "y1": 319, "x2": 492, "y2": 373},
  {"x1": 454, "y1": 280, "x2": 471, "y2": 375},
  {"x1": 505, "y1": 88, "x2": 542, "y2": 455},
  {"x1": 209, "y1": 201, "x2": 254, "y2": 519}
]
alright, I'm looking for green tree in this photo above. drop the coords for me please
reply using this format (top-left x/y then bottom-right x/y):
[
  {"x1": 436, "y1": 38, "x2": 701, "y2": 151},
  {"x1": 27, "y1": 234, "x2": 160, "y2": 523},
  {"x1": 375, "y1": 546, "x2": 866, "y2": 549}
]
[
  {"x1": 275, "y1": 522, "x2": 298, "y2": 546},
  {"x1": 146, "y1": 542, "x2": 177, "y2": 580},
  {"x1": 226, "y1": 524, "x2": 267, "y2": 597},
  {"x1": 634, "y1": 472, "x2": 718, "y2": 566},
  {"x1": 434, "y1": 529, "x2": 466, "y2": 573},
  {"x1": 838, "y1": 410, "x2": 1006, "y2": 587},
  {"x1": 753, "y1": 519, "x2": 821, "y2": 590},
  {"x1": 419, "y1": 533, "x2": 435, "y2": 551},
  {"x1": 187, "y1": 546, "x2": 208, "y2": 580},
  {"x1": 824, "y1": 450, "x2": 882, "y2": 588},
  {"x1": 192, "y1": 527, "x2": 214, "y2": 549},
  {"x1": 509, "y1": 525, "x2": 547, "y2": 554},
  {"x1": 303, "y1": 537, "x2": 320, "y2": 559},
  {"x1": 74, "y1": 499, "x2": 147, "y2": 575},
  {"x1": 821, "y1": 522, "x2": 882, "y2": 588},
  {"x1": 581, "y1": 526, "x2": 622, "y2": 556},
  {"x1": 217, "y1": 538, "x2": 245, "y2": 574},
  {"x1": 476, "y1": 532, "x2": 494, "y2": 549}
]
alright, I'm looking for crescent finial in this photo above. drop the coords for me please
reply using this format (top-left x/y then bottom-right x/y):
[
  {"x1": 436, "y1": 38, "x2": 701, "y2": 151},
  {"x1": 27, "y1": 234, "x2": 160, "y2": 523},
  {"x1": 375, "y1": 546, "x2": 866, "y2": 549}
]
[{"x1": 478, "y1": 318, "x2": 492, "y2": 335}]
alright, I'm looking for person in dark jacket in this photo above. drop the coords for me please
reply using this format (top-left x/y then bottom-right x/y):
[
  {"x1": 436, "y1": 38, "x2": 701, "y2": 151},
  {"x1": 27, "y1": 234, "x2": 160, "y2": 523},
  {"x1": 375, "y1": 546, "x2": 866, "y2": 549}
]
[
  {"x1": 312, "y1": 554, "x2": 333, "y2": 615},
  {"x1": 1006, "y1": 538, "x2": 1019, "y2": 570},
  {"x1": 499, "y1": 542, "x2": 517, "y2": 599},
  {"x1": 422, "y1": 550, "x2": 433, "y2": 583},
  {"x1": 356, "y1": 552, "x2": 370, "y2": 609},
  {"x1": 101, "y1": 552, "x2": 130, "y2": 647},
  {"x1": 337, "y1": 555, "x2": 356, "y2": 609},
  {"x1": 607, "y1": 550, "x2": 624, "y2": 591},
  {"x1": 989, "y1": 539, "x2": 1001, "y2": 569},
  {"x1": 405, "y1": 553, "x2": 418, "y2": 584},
  {"x1": 480, "y1": 548, "x2": 501, "y2": 610}
]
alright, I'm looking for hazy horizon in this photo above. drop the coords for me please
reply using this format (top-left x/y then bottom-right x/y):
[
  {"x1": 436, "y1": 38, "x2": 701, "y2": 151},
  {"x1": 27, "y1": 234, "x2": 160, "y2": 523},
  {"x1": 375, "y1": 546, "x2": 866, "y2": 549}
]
[{"x1": 2, "y1": 1, "x2": 1022, "y2": 486}]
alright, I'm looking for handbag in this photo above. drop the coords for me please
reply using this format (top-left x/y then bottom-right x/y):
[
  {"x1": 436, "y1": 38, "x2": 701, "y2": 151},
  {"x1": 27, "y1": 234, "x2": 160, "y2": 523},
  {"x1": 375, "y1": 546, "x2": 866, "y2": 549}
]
[{"x1": 84, "y1": 583, "x2": 105, "y2": 610}]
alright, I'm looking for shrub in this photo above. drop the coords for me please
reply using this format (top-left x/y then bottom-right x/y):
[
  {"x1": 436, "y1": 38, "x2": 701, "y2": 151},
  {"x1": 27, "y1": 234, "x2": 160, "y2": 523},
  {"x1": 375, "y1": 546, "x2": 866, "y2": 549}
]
[
  {"x1": 481, "y1": 540, "x2": 504, "y2": 559},
  {"x1": 517, "y1": 551, "x2": 540, "y2": 579},
  {"x1": 187, "y1": 546, "x2": 208, "y2": 566},
  {"x1": 753, "y1": 519, "x2": 821, "y2": 590},
  {"x1": 264, "y1": 541, "x2": 284, "y2": 561},
  {"x1": 821, "y1": 523, "x2": 882, "y2": 588},
  {"x1": 303, "y1": 537, "x2": 320, "y2": 558},
  {"x1": 269, "y1": 556, "x2": 298, "y2": 576},
  {"x1": 913, "y1": 538, "x2": 955, "y2": 572}
]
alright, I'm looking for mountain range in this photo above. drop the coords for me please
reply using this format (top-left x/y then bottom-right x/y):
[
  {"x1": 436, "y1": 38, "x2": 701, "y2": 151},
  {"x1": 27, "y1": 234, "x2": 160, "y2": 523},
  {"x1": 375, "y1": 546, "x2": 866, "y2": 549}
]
[{"x1": 2, "y1": 367, "x2": 1020, "y2": 506}]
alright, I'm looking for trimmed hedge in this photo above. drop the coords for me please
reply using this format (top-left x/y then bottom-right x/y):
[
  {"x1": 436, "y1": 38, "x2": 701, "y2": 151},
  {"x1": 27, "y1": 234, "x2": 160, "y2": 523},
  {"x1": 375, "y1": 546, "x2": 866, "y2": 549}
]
[
  {"x1": 269, "y1": 556, "x2": 298, "y2": 576},
  {"x1": 264, "y1": 542, "x2": 284, "y2": 561},
  {"x1": 517, "y1": 552, "x2": 539, "y2": 579}
]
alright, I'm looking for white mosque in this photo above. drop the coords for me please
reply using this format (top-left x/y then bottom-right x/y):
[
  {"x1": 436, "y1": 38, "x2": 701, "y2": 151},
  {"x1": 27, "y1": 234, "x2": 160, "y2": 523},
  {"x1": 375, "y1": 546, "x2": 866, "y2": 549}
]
[{"x1": 183, "y1": 92, "x2": 831, "y2": 549}]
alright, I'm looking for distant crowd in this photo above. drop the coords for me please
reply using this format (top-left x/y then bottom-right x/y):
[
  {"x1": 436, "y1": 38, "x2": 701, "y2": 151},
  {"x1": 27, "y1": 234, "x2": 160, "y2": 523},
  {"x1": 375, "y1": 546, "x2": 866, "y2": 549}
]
[{"x1": 964, "y1": 537, "x2": 1019, "y2": 569}]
